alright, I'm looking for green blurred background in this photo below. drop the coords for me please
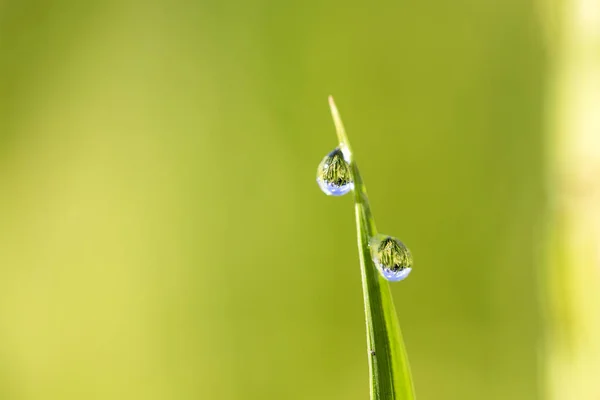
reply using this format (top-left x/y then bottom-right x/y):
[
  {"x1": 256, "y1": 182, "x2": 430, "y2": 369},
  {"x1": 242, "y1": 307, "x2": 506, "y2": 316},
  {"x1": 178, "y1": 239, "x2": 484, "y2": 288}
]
[{"x1": 0, "y1": 1, "x2": 547, "y2": 399}]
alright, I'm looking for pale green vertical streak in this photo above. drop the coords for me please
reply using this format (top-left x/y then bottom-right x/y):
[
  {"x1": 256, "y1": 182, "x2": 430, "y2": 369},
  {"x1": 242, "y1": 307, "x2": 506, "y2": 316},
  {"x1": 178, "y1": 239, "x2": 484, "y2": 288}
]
[
  {"x1": 545, "y1": 0, "x2": 600, "y2": 399},
  {"x1": 328, "y1": 97, "x2": 415, "y2": 399}
]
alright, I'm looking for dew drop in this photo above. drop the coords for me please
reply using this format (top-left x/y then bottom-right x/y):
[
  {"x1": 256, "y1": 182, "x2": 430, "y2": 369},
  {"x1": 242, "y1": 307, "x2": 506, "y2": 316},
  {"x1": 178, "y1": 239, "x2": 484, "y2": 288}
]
[
  {"x1": 316, "y1": 147, "x2": 354, "y2": 196},
  {"x1": 369, "y1": 234, "x2": 413, "y2": 282}
]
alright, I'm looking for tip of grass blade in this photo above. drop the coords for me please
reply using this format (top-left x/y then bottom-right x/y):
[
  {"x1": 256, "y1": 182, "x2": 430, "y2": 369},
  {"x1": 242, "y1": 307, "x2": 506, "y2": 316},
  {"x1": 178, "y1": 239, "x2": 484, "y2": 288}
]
[{"x1": 328, "y1": 96, "x2": 352, "y2": 155}]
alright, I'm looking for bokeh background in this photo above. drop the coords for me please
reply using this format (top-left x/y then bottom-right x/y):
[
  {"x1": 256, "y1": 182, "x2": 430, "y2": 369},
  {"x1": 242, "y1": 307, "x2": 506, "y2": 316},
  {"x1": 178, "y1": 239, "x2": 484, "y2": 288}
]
[{"x1": 1, "y1": 0, "x2": 587, "y2": 399}]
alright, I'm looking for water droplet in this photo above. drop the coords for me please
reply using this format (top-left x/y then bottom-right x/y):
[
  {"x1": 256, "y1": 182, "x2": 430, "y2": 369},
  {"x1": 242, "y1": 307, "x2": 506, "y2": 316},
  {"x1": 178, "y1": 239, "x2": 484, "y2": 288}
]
[
  {"x1": 316, "y1": 147, "x2": 354, "y2": 196},
  {"x1": 369, "y1": 235, "x2": 413, "y2": 281}
]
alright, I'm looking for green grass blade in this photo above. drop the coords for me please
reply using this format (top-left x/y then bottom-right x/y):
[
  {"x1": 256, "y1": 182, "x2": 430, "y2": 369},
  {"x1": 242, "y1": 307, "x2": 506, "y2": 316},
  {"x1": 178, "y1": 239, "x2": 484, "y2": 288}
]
[{"x1": 329, "y1": 97, "x2": 416, "y2": 400}]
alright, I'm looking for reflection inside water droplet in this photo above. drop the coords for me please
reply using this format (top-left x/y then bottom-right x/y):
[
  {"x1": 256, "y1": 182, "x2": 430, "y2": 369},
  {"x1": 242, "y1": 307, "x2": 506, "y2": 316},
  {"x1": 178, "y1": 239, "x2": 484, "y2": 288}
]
[
  {"x1": 370, "y1": 234, "x2": 413, "y2": 282},
  {"x1": 316, "y1": 147, "x2": 353, "y2": 196}
]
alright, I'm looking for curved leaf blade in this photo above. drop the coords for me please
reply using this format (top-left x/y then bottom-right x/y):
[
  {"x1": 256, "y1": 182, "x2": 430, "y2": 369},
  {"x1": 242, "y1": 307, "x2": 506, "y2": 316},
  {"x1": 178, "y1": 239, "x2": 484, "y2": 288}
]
[{"x1": 328, "y1": 97, "x2": 415, "y2": 400}]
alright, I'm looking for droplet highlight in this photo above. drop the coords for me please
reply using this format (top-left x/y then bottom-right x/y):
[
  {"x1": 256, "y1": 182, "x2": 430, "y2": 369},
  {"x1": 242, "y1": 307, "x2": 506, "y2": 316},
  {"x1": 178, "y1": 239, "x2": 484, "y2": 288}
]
[
  {"x1": 316, "y1": 147, "x2": 354, "y2": 196},
  {"x1": 370, "y1": 235, "x2": 413, "y2": 281}
]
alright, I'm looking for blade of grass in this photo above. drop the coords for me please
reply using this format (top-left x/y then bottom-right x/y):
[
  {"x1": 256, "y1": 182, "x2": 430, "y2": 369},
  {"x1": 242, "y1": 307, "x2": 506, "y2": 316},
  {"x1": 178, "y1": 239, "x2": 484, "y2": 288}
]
[{"x1": 328, "y1": 97, "x2": 415, "y2": 400}]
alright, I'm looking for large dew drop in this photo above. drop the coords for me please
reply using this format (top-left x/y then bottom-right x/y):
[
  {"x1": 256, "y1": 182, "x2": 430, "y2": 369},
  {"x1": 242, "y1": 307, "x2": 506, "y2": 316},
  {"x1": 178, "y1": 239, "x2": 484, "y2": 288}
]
[
  {"x1": 316, "y1": 147, "x2": 353, "y2": 196},
  {"x1": 369, "y1": 235, "x2": 413, "y2": 281}
]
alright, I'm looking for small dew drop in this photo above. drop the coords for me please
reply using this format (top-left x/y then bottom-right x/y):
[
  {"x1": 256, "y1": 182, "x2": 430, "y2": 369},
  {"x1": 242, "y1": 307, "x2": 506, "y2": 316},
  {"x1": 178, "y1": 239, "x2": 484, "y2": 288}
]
[
  {"x1": 369, "y1": 234, "x2": 413, "y2": 282},
  {"x1": 316, "y1": 147, "x2": 353, "y2": 196}
]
